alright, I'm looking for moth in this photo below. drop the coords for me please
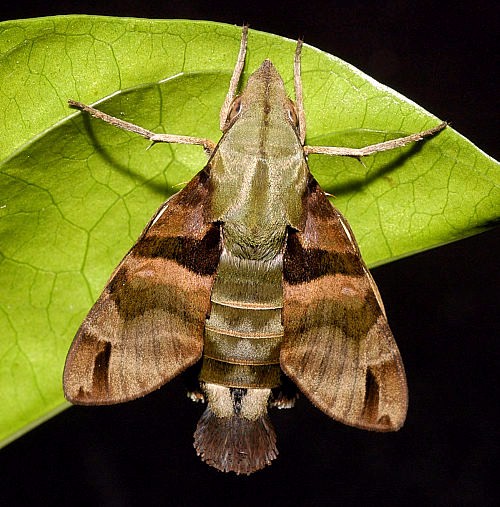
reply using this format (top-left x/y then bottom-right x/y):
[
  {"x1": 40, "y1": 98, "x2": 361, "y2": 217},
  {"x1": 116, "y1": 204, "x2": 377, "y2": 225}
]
[{"x1": 64, "y1": 26, "x2": 446, "y2": 474}]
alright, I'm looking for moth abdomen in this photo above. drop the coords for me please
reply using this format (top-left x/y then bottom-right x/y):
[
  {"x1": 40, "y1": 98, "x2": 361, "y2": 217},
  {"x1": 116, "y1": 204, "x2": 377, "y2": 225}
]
[
  {"x1": 199, "y1": 247, "x2": 284, "y2": 389},
  {"x1": 194, "y1": 245, "x2": 285, "y2": 473}
]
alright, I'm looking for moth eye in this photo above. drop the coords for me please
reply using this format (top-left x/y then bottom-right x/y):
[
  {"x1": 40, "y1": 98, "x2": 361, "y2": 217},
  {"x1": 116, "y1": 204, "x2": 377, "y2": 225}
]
[{"x1": 228, "y1": 97, "x2": 243, "y2": 121}]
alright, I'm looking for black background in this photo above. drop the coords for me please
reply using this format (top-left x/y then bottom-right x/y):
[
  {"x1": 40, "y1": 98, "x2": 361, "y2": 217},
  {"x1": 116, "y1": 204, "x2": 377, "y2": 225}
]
[{"x1": 0, "y1": 2, "x2": 498, "y2": 506}]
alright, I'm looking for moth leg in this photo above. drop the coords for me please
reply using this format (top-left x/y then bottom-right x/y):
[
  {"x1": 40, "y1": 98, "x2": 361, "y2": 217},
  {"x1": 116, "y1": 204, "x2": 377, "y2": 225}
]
[
  {"x1": 219, "y1": 25, "x2": 249, "y2": 131},
  {"x1": 68, "y1": 99, "x2": 216, "y2": 153},
  {"x1": 294, "y1": 38, "x2": 307, "y2": 145},
  {"x1": 304, "y1": 121, "x2": 447, "y2": 157},
  {"x1": 182, "y1": 364, "x2": 206, "y2": 403},
  {"x1": 270, "y1": 375, "x2": 299, "y2": 409},
  {"x1": 187, "y1": 390, "x2": 205, "y2": 403}
]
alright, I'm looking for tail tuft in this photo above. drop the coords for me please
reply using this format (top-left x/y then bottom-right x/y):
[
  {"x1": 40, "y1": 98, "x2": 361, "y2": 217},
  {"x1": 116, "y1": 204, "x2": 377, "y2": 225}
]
[{"x1": 193, "y1": 406, "x2": 278, "y2": 475}]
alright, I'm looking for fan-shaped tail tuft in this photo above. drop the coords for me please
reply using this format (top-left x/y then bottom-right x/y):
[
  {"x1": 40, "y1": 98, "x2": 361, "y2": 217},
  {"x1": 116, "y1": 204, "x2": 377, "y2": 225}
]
[{"x1": 194, "y1": 406, "x2": 278, "y2": 475}]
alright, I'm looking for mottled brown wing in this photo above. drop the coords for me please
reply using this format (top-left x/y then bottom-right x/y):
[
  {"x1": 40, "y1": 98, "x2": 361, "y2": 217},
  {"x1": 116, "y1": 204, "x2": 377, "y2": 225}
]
[
  {"x1": 64, "y1": 170, "x2": 220, "y2": 404},
  {"x1": 281, "y1": 179, "x2": 408, "y2": 431}
]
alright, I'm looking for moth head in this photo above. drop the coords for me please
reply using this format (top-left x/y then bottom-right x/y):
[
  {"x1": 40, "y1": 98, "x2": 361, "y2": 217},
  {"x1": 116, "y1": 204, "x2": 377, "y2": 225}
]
[{"x1": 224, "y1": 60, "x2": 299, "y2": 132}]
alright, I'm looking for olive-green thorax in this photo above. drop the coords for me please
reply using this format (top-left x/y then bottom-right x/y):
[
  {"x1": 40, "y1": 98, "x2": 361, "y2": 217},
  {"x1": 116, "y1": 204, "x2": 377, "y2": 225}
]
[{"x1": 210, "y1": 60, "x2": 308, "y2": 259}]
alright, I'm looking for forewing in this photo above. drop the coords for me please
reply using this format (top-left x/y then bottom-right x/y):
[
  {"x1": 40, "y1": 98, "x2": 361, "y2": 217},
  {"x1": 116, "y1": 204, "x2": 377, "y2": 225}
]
[
  {"x1": 64, "y1": 170, "x2": 220, "y2": 404},
  {"x1": 281, "y1": 179, "x2": 408, "y2": 431}
]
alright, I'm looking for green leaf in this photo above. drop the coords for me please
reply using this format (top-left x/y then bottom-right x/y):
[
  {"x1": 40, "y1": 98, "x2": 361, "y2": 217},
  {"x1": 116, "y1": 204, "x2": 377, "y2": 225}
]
[{"x1": 0, "y1": 16, "x2": 498, "y2": 446}]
